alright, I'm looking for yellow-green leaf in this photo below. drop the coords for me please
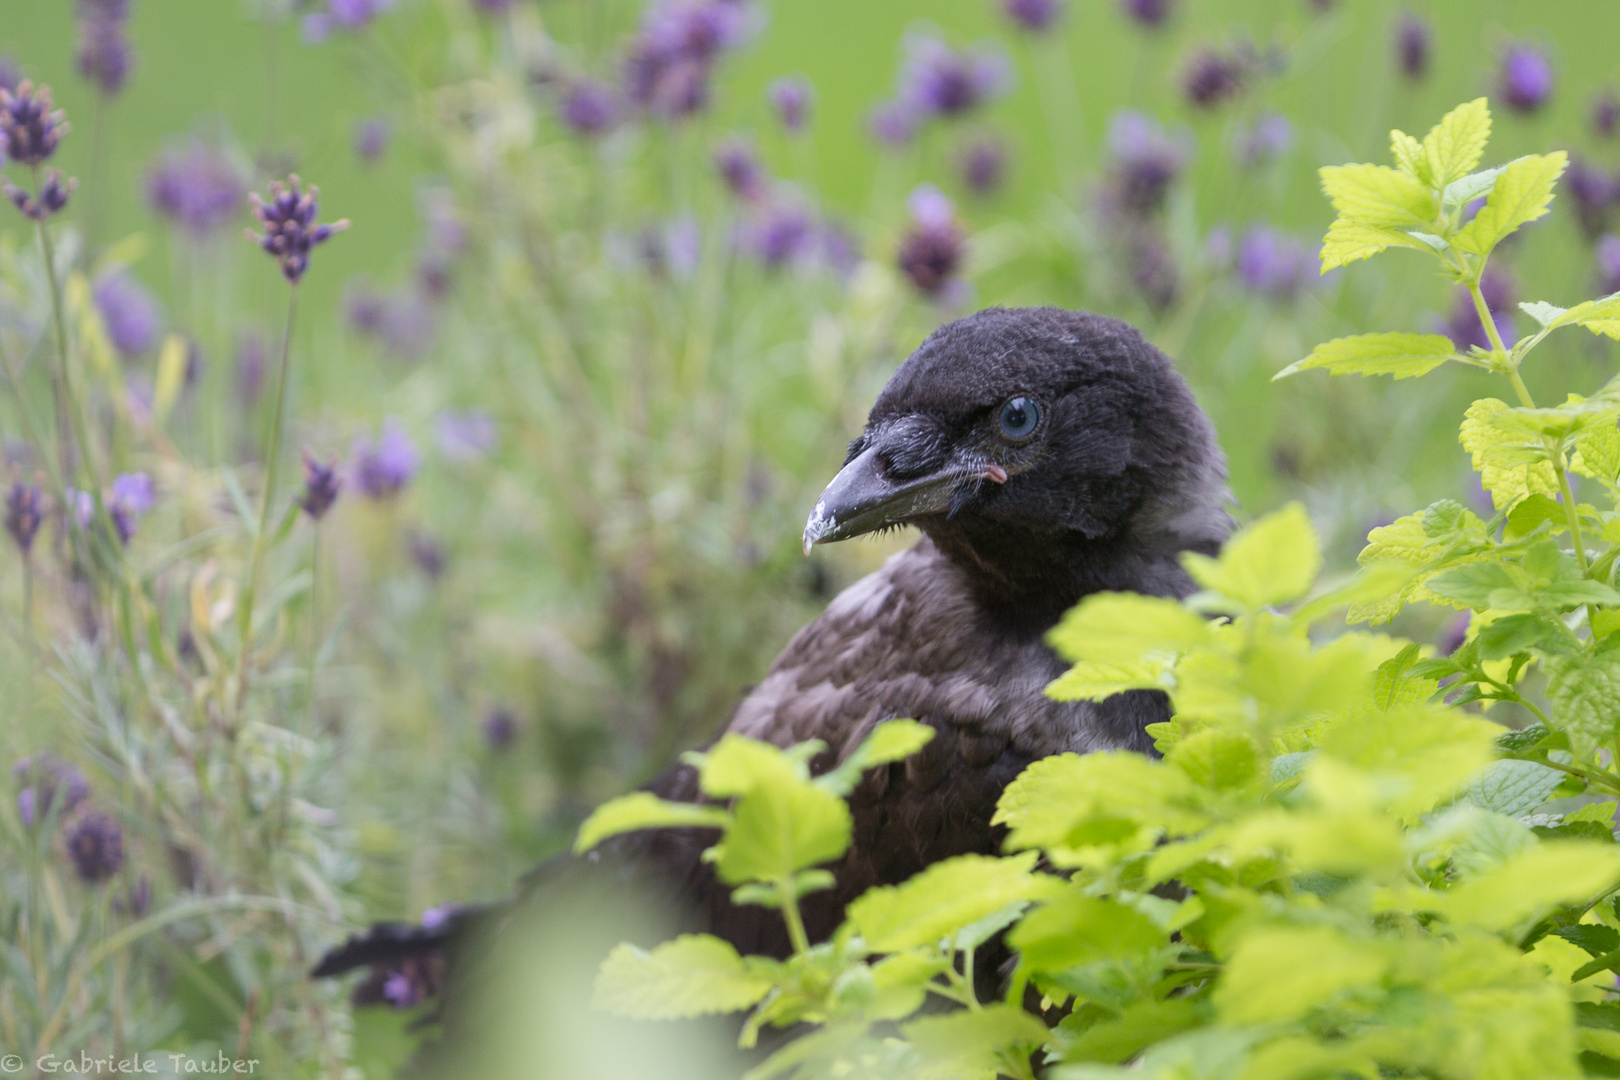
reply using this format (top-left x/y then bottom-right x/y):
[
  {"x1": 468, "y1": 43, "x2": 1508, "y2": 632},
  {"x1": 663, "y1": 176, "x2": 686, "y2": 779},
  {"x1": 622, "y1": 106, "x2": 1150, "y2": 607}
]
[
  {"x1": 1046, "y1": 592, "x2": 1214, "y2": 666},
  {"x1": 1418, "y1": 97, "x2": 1491, "y2": 189},
  {"x1": 1319, "y1": 163, "x2": 1437, "y2": 229},
  {"x1": 1318, "y1": 219, "x2": 1433, "y2": 271},
  {"x1": 1275, "y1": 332, "x2": 1457, "y2": 381},
  {"x1": 1046, "y1": 659, "x2": 1167, "y2": 702},
  {"x1": 574, "y1": 792, "x2": 731, "y2": 854},
  {"x1": 1460, "y1": 398, "x2": 1560, "y2": 510},
  {"x1": 593, "y1": 935, "x2": 774, "y2": 1019},
  {"x1": 1182, "y1": 503, "x2": 1320, "y2": 609},
  {"x1": 710, "y1": 777, "x2": 851, "y2": 884},
  {"x1": 1215, "y1": 926, "x2": 1389, "y2": 1025},
  {"x1": 1451, "y1": 152, "x2": 1569, "y2": 256},
  {"x1": 846, "y1": 852, "x2": 1051, "y2": 952},
  {"x1": 1441, "y1": 843, "x2": 1620, "y2": 931}
]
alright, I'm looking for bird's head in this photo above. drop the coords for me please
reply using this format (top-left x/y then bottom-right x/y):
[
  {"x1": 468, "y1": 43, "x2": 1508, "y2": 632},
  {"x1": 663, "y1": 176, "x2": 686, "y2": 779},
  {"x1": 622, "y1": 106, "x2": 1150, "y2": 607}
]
[{"x1": 803, "y1": 307, "x2": 1230, "y2": 618}]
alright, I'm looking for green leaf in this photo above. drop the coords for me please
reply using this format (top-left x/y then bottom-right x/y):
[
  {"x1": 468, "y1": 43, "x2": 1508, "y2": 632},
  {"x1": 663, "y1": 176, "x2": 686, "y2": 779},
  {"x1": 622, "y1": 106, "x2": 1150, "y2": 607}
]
[
  {"x1": 1463, "y1": 759, "x2": 1565, "y2": 817},
  {"x1": 816, "y1": 719, "x2": 934, "y2": 796},
  {"x1": 1166, "y1": 729, "x2": 1262, "y2": 791},
  {"x1": 1474, "y1": 612, "x2": 1560, "y2": 658},
  {"x1": 1426, "y1": 562, "x2": 1522, "y2": 610},
  {"x1": 1520, "y1": 300, "x2": 1569, "y2": 328},
  {"x1": 994, "y1": 752, "x2": 1207, "y2": 851},
  {"x1": 1546, "y1": 653, "x2": 1620, "y2": 759},
  {"x1": 902, "y1": 1004, "x2": 1051, "y2": 1080},
  {"x1": 1418, "y1": 98, "x2": 1492, "y2": 189},
  {"x1": 1274, "y1": 332, "x2": 1457, "y2": 381},
  {"x1": 1441, "y1": 163, "x2": 1508, "y2": 210},
  {"x1": 1319, "y1": 163, "x2": 1438, "y2": 229},
  {"x1": 592, "y1": 935, "x2": 774, "y2": 1019},
  {"x1": 573, "y1": 792, "x2": 731, "y2": 854},
  {"x1": 1543, "y1": 290, "x2": 1620, "y2": 332},
  {"x1": 1055, "y1": 998, "x2": 1203, "y2": 1065},
  {"x1": 1214, "y1": 926, "x2": 1389, "y2": 1025},
  {"x1": 1318, "y1": 219, "x2": 1433, "y2": 271},
  {"x1": 1045, "y1": 660, "x2": 1167, "y2": 702},
  {"x1": 1451, "y1": 152, "x2": 1569, "y2": 256},
  {"x1": 696, "y1": 735, "x2": 811, "y2": 798},
  {"x1": 846, "y1": 852, "x2": 1051, "y2": 952},
  {"x1": 1181, "y1": 503, "x2": 1320, "y2": 609},
  {"x1": 710, "y1": 777, "x2": 852, "y2": 884},
  {"x1": 1556, "y1": 925, "x2": 1620, "y2": 959},
  {"x1": 1008, "y1": 892, "x2": 1169, "y2": 974},
  {"x1": 1441, "y1": 843, "x2": 1620, "y2": 931},
  {"x1": 1460, "y1": 398, "x2": 1560, "y2": 510},
  {"x1": 1318, "y1": 704, "x2": 1499, "y2": 817},
  {"x1": 1047, "y1": 592, "x2": 1215, "y2": 666}
]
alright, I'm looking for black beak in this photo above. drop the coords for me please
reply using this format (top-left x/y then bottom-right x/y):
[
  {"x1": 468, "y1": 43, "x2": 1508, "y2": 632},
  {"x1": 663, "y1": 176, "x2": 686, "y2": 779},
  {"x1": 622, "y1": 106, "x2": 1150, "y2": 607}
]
[{"x1": 802, "y1": 443, "x2": 1008, "y2": 554}]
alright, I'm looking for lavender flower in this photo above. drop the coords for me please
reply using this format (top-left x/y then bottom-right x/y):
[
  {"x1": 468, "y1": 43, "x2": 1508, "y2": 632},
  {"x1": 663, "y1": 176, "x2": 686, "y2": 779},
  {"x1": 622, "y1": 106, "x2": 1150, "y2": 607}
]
[
  {"x1": 1120, "y1": 0, "x2": 1172, "y2": 27},
  {"x1": 1438, "y1": 612, "x2": 1470, "y2": 656},
  {"x1": 4, "y1": 482, "x2": 43, "y2": 554},
  {"x1": 482, "y1": 708, "x2": 518, "y2": 749},
  {"x1": 622, "y1": 0, "x2": 753, "y2": 120},
  {"x1": 75, "y1": 11, "x2": 133, "y2": 97},
  {"x1": 107, "y1": 472, "x2": 153, "y2": 545},
  {"x1": 1234, "y1": 225, "x2": 1314, "y2": 301},
  {"x1": 1443, "y1": 267, "x2": 1518, "y2": 351},
  {"x1": 0, "y1": 81, "x2": 68, "y2": 166},
  {"x1": 473, "y1": 0, "x2": 511, "y2": 12},
  {"x1": 559, "y1": 80, "x2": 620, "y2": 137},
  {"x1": 1104, "y1": 110, "x2": 1189, "y2": 218},
  {"x1": 147, "y1": 141, "x2": 244, "y2": 236},
  {"x1": 0, "y1": 55, "x2": 18, "y2": 94},
  {"x1": 713, "y1": 137, "x2": 768, "y2": 202},
  {"x1": 121, "y1": 875, "x2": 151, "y2": 917},
  {"x1": 749, "y1": 200, "x2": 817, "y2": 269},
  {"x1": 302, "y1": 0, "x2": 396, "y2": 43},
  {"x1": 867, "y1": 100, "x2": 918, "y2": 147},
  {"x1": 896, "y1": 185, "x2": 965, "y2": 298},
  {"x1": 1498, "y1": 43, "x2": 1553, "y2": 114},
  {"x1": 1597, "y1": 235, "x2": 1620, "y2": 295},
  {"x1": 352, "y1": 422, "x2": 418, "y2": 499},
  {"x1": 65, "y1": 810, "x2": 125, "y2": 884},
  {"x1": 1594, "y1": 91, "x2": 1620, "y2": 140},
  {"x1": 898, "y1": 36, "x2": 1011, "y2": 119},
  {"x1": 1233, "y1": 110, "x2": 1291, "y2": 166},
  {"x1": 1002, "y1": 0, "x2": 1064, "y2": 33},
  {"x1": 1565, "y1": 157, "x2": 1618, "y2": 241},
  {"x1": 248, "y1": 175, "x2": 349, "y2": 284},
  {"x1": 819, "y1": 220, "x2": 862, "y2": 278},
  {"x1": 436, "y1": 409, "x2": 497, "y2": 462},
  {"x1": 93, "y1": 271, "x2": 161, "y2": 358},
  {"x1": 629, "y1": 217, "x2": 702, "y2": 278},
  {"x1": 345, "y1": 282, "x2": 435, "y2": 360},
  {"x1": 376, "y1": 957, "x2": 441, "y2": 1009},
  {"x1": 5, "y1": 170, "x2": 76, "y2": 221},
  {"x1": 299, "y1": 452, "x2": 342, "y2": 520},
  {"x1": 767, "y1": 76, "x2": 813, "y2": 133},
  {"x1": 13, "y1": 755, "x2": 89, "y2": 828},
  {"x1": 1128, "y1": 231, "x2": 1178, "y2": 312},
  {"x1": 407, "y1": 532, "x2": 445, "y2": 577},
  {"x1": 1393, "y1": 14, "x2": 1431, "y2": 80},
  {"x1": 354, "y1": 118, "x2": 391, "y2": 163},
  {"x1": 957, "y1": 136, "x2": 1007, "y2": 196},
  {"x1": 1181, "y1": 47, "x2": 1245, "y2": 108}
]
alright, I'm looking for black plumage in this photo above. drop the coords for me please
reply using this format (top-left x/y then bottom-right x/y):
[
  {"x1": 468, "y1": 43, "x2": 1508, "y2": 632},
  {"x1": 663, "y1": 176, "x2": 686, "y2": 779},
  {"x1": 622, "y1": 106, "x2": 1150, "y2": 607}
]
[{"x1": 313, "y1": 306, "x2": 1229, "y2": 1012}]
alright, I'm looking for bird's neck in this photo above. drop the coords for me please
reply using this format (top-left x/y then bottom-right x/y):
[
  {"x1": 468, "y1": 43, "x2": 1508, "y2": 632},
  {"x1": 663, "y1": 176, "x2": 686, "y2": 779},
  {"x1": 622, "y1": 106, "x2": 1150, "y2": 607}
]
[{"x1": 916, "y1": 519, "x2": 1212, "y2": 634}]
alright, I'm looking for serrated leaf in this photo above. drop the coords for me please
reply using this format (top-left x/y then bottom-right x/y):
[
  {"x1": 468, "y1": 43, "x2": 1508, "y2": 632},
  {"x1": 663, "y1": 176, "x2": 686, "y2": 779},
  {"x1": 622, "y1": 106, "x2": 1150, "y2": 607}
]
[
  {"x1": 1463, "y1": 759, "x2": 1565, "y2": 817},
  {"x1": 1419, "y1": 98, "x2": 1491, "y2": 189},
  {"x1": 574, "y1": 792, "x2": 731, "y2": 854},
  {"x1": 1047, "y1": 592, "x2": 1214, "y2": 666},
  {"x1": 816, "y1": 719, "x2": 935, "y2": 796},
  {"x1": 1318, "y1": 219, "x2": 1433, "y2": 271},
  {"x1": 1009, "y1": 892, "x2": 1170, "y2": 973},
  {"x1": 697, "y1": 734, "x2": 809, "y2": 798},
  {"x1": 710, "y1": 777, "x2": 852, "y2": 884},
  {"x1": 1045, "y1": 660, "x2": 1167, "y2": 702},
  {"x1": 1461, "y1": 398, "x2": 1560, "y2": 510},
  {"x1": 1390, "y1": 129, "x2": 1424, "y2": 176},
  {"x1": 846, "y1": 852, "x2": 1050, "y2": 952},
  {"x1": 1546, "y1": 653, "x2": 1620, "y2": 760},
  {"x1": 1442, "y1": 163, "x2": 1509, "y2": 211},
  {"x1": 1214, "y1": 926, "x2": 1389, "y2": 1025},
  {"x1": 593, "y1": 935, "x2": 774, "y2": 1019},
  {"x1": 902, "y1": 1004, "x2": 1050, "y2": 1080},
  {"x1": 1452, "y1": 152, "x2": 1569, "y2": 256},
  {"x1": 1441, "y1": 843, "x2": 1620, "y2": 931},
  {"x1": 1520, "y1": 300, "x2": 1568, "y2": 328},
  {"x1": 1182, "y1": 503, "x2": 1320, "y2": 609},
  {"x1": 1276, "y1": 332, "x2": 1457, "y2": 381},
  {"x1": 1056, "y1": 998, "x2": 1203, "y2": 1065},
  {"x1": 1556, "y1": 925, "x2": 1620, "y2": 959},
  {"x1": 994, "y1": 751, "x2": 1208, "y2": 850},
  {"x1": 1547, "y1": 291, "x2": 1620, "y2": 331},
  {"x1": 1166, "y1": 729, "x2": 1262, "y2": 790},
  {"x1": 1319, "y1": 163, "x2": 1438, "y2": 228}
]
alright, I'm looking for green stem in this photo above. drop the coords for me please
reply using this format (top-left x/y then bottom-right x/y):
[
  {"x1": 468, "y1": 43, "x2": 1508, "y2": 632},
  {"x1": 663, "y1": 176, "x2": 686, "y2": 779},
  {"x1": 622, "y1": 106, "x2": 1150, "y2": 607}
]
[
  {"x1": 1556, "y1": 455, "x2": 1591, "y2": 572},
  {"x1": 37, "y1": 214, "x2": 103, "y2": 496},
  {"x1": 306, "y1": 523, "x2": 321, "y2": 731},
  {"x1": 777, "y1": 877, "x2": 810, "y2": 957},
  {"x1": 236, "y1": 285, "x2": 300, "y2": 703}
]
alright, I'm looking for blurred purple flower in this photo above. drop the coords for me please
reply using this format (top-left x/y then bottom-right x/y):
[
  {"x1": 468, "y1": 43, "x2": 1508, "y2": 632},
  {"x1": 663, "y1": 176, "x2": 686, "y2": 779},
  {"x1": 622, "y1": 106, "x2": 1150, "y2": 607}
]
[
  {"x1": 4, "y1": 481, "x2": 44, "y2": 554},
  {"x1": 1002, "y1": 0, "x2": 1064, "y2": 33},
  {"x1": 108, "y1": 471, "x2": 153, "y2": 545},
  {"x1": 713, "y1": 137, "x2": 768, "y2": 201},
  {"x1": 473, "y1": 0, "x2": 511, "y2": 12},
  {"x1": 749, "y1": 200, "x2": 817, "y2": 269},
  {"x1": 299, "y1": 452, "x2": 342, "y2": 520},
  {"x1": 1438, "y1": 612, "x2": 1470, "y2": 657},
  {"x1": 1443, "y1": 267, "x2": 1518, "y2": 352},
  {"x1": 121, "y1": 875, "x2": 151, "y2": 917},
  {"x1": 75, "y1": 13, "x2": 133, "y2": 97},
  {"x1": 420, "y1": 904, "x2": 460, "y2": 930},
  {"x1": 235, "y1": 331, "x2": 265, "y2": 405},
  {"x1": 65, "y1": 810, "x2": 125, "y2": 884},
  {"x1": 867, "y1": 100, "x2": 918, "y2": 147},
  {"x1": 819, "y1": 220, "x2": 862, "y2": 278},
  {"x1": 419, "y1": 189, "x2": 467, "y2": 259},
  {"x1": 13, "y1": 754, "x2": 89, "y2": 829},
  {"x1": 1498, "y1": 43, "x2": 1553, "y2": 114},
  {"x1": 1128, "y1": 231, "x2": 1178, "y2": 311},
  {"x1": 1393, "y1": 14, "x2": 1431, "y2": 80},
  {"x1": 147, "y1": 141, "x2": 244, "y2": 236},
  {"x1": 1104, "y1": 110, "x2": 1189, "y2": 218},
  {"x1": 302, "y1": 0, "x2": 396, "y2": 43},
  {"x1": 0, "y1": 56, "x2": 18, "y2": 94},
  {"x1": 768, "y1": 76, "x2": 813, "y2": 133},
  {"x1": 1233, "y1": 109, "x2": 1291, "y2": 166},
  {"x1": 0, "y1": 81, "x2": 67, "y2": 167},
  {"x1": 378, "y1": 958, "x2": 439, "y2": 1008},
  {"x1": 482, "y1": 709, "x2": 518, "y2": 749},
  {"x1": 897, "y1": 185, "x2": 965, "y2": 298},
  {"x1": 1597, "y1": 235, "x2": 1620, "y2": 295},
  {"x1": 1234, "y1": 225, "x2": 1314, "y2": 301},
  {"x1": 249, "y1": 175, "x2": 349, "y2": 284},
  {"x1": 899, "y1": 36, "x2": 1011, "y2": 119},
  {"x1": 436, "y1": 409, "x2": 497, "y2": 462},
  {"x1": 354, "y1": 118, "x2": 391, "y2": 163},
  {"x1": 1564, "y1": 157, "x2": 1618, "y2": 241},
  {"x1": 628, "y1": 216, "x2": 702, "y2": 278},
  {"x1": 352, "y1": 422, "x2": 419, "y2": 499},
  {"x1": 623, "y1": 0, "x2": 753, "y2": 120},
  {"x1": 1182, "y1": 47, "x2": 1245, "y2": 108},
  {"x1": 1594, "y1": 91, "x2": 1620, "y2": 139},
  {"x1": 6, "y1": 170, "x2": 75, "y2": 221},
  {"x1": 957, "y1": 136, "x2": 1007, "y2": 196},
  {"x1": 407, "y1": 532, "x2": 445, "y2": 578},
  {"x1": 93, "y1": 271, "x2": 161, "y2": 358},
  {"x1": 1120, "y1": 0, "x2": 1172, "y2": 28},
  {"x1": 559, "y1": 80, "x2": 620, "y2": 137}
]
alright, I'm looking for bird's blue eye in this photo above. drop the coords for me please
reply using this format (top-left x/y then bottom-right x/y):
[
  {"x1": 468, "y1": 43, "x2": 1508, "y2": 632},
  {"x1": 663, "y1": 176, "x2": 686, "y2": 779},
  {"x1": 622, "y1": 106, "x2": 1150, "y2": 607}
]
[{"x1": 998, "y1": 397, "x2": 1040, "y2": 440}]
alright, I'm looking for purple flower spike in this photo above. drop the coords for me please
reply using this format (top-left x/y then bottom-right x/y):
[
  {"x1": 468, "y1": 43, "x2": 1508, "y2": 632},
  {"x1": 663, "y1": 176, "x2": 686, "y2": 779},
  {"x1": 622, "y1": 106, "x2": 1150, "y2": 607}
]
[
  {"x1": 4, "y1": 482, "x2": 44, "y2": 554},
  {"x1": 751, "y1": 201, "x2": 817, "y2": 270},
  {"x1": 1182, "y1": 48, "x2": 1245, "y2": 108},
  {"x1": 1393, "y1": 14, "x2": 1431, "y2": 80},
  {"x1": 0, "y1": 56, "x2": 19, "y2": 94},
  {"x1": 1105, "y1": 110, "x2": 1189, "y2": 217},
  {"x1": 957, "y1": 136, "x2": 1007, "y2": 196},
  {"x1": 713, "y1": 137, "x2": 768, "y2": 202},
  {"x1": 436, "y1": 409, "x2": 497, "y2": 462},
  {"x1": 1120, "y1": 0, "x2": 1172, "y2": 29},
  {"x1": 75, "y1": 14, "x2": 133, "y2": 97},
  {"x1": 352, "y1": 421, "x2": 419, "y2": 499},
  {"x1": 1233, "y1": 110, "x2": 1291, "y2": 166},
  {"x1": 1565, "y1": 157, "x2": 1618, "y2": 241},
  {"x1": 13, "y1": 754, "x2": 90, "y2": 829},
  {"x1": 1592, "y1": 91, "x2": 1619, "y2": 140},
  {"x1": 1234, "y1": 225, "x2": 1314, "y2": 301},
  {"x1": 559, "y1": 80, "x2": 620, "y2": 137},
  {"x1": 900, "y1": 36, "x2": 1011, "y2": 119},
  {"x1": 65, "y1": 810, "x2": 125, "y2": 884},
  {"x1": 1, "y1": 81, "x2": 68, "y2": 170},
  {"x1": 302, "y1": 0, "x2": 396, "y2": 42},
  {"x1": 622, "y1": 0, "x2": 754, "y2": 121},
  {"x1": 147, "y1": 141, "x2": 244, "y2": 237},
  {"x1": 1003, "y1": 0, "x2": 1064, "y2": 33},
  {"x1": 897, "y1": 185, "x2": 965, "y2": 298},
  {"x1": 868, "y1": 100, "x2": 918, "y2": 147},
  {"x1": 93, "y1": 271, "x2": 161, "y2": 358},
  {"x1": 299, "y1": 452, "x2": 342, "y2": 520},
  {"x1": 247, "y1": 175, "x2": 349, "y2": 284},
  {"x1": 107, "y1": 472, "x2": 153, "y2": 545},
  {"x1": 354, "y1": 118, "x2": 391, "y2": 163},
  {"x1": 1597, "y1": 235, "x2": 1620, "y2": 296},
  {"x1": 482, "y1": 709, "x2": 517, "y2": 750},
  {"x1": 1498, "y1": 43, "x2": 1553, "y2": 114},
  {"x1": 767, "y1": 76, "x2": 813, "y2": 133},
  {"x1": 5, "y1": 170, "x2": 77, "y2": 221}
]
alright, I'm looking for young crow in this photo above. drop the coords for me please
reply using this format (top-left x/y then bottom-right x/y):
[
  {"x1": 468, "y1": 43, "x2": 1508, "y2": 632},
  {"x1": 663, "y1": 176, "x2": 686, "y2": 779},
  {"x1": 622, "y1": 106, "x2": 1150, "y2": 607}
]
[{"x1": 313, "y1": 305, "x2": 1230, "y2": 1013}]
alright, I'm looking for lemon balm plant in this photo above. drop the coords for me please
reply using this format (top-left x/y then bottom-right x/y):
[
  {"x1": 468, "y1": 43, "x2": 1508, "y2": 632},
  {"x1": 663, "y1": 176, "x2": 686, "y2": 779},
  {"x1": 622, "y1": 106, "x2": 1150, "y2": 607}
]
[{"x1": 577, "y1": 101, "x2": 1620, "y2": 1080}]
